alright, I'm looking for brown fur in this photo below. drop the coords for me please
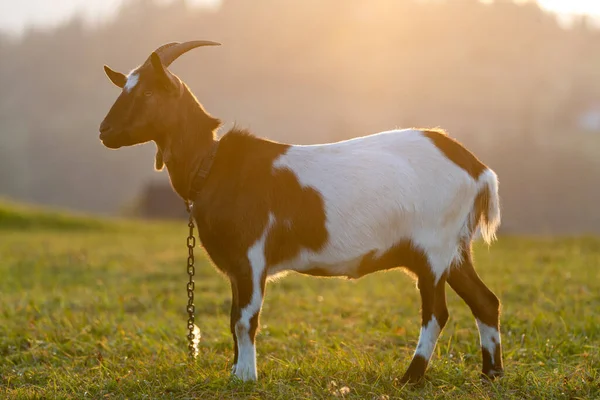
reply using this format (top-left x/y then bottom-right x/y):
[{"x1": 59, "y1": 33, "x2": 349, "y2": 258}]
[{"x1": 422, "y1": 129, "x2": 486, "y2": 179}]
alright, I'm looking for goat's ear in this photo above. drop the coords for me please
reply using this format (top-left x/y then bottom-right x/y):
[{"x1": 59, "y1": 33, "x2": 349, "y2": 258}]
[
  {"x1": 150, "y1": 52, "x2": 178, "y2": 94},
  {"x1": 104, "y1": 65, "x2": 127, "y2": 88}
]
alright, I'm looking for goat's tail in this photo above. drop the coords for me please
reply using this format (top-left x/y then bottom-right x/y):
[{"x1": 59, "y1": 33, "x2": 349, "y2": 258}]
[{"x1": 473, "y1": 168, "x2": 501, "y2": 244}]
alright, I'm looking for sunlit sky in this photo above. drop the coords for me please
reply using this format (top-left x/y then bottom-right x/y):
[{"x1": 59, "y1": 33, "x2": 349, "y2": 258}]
[
  {"x1": 0, "y1": 0, "x2": 599, "y2": 34},
  {"x1": 537, "y1": 0, "x2": 600, "y2": 16}
]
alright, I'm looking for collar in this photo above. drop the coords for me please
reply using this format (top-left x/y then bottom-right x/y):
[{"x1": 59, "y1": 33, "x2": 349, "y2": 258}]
[{"x1": 187, "y1": 140, "x2": 220, "y2": 200}]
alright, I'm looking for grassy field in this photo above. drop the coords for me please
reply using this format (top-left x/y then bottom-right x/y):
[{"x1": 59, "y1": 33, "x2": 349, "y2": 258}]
[{"x1": 0, "y1": 203, "x2": 599, "y2": 399}]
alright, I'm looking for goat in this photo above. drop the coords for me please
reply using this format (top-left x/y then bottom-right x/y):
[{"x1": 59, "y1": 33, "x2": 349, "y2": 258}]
[{"x1": 99, "y1": 41, "x2": 503, "y2": 383}]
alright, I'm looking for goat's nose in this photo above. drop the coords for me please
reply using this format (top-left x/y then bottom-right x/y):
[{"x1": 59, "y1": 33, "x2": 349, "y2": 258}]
[{"x1": 99, "y1": 121, "x2": 112, "y2": 135}]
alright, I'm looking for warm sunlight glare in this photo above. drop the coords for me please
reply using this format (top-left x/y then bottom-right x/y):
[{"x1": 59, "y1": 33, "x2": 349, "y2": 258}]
[{"x1": 537, "y1": 0, "x2": 600, "y2": 16}]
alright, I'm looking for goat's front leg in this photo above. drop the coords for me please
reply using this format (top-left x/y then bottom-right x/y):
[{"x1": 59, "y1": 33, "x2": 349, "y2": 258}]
[
  {"x1": 229, "y1": 280, "x2": 240, "y2": 374},
  {"x1": 230, "y1": 266, "x2": 266, "y2": 382}
]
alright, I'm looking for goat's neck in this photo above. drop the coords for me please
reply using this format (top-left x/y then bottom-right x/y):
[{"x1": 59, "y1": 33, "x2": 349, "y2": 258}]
[{"x1": 157, "y1": 91, "x2": 220, "y2": 200}]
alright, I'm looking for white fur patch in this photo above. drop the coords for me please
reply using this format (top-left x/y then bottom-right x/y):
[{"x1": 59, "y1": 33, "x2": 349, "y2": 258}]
[
  {"x1": 268, "y1": 129, "x2": 490, "y2": 282},
  {"x1": 233, "y1": 326, "x2": 257, "y2": 381},
  {"x1": 414, "y1": 317, "x2": 441, "y2": 360},
  {"x1": 233, "y1": 214, "x2": 274, "y2": 382},
  {"x1": 124, "y1": 71, "x2": 139, "y2": 92},
  {"x1": 476, "y1": 169, "x2": 501, "y2": 244},
  {"x1": 476, "y1": 319, "x2": 500, "y2": 365}
]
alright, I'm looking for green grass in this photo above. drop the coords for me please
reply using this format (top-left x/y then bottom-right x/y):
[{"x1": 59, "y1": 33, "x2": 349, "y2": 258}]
[{"x1": 0, "y1": 205, "x2": 598, "y2": 399}]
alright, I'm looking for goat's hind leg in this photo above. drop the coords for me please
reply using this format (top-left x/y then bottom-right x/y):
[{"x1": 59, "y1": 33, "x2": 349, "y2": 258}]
[
  {"x1": 448, "y1": 244, "x2": 503, "y2": 380},
  {"x1": 400, "y1": 268, "x2": 449, "y2": 384}
]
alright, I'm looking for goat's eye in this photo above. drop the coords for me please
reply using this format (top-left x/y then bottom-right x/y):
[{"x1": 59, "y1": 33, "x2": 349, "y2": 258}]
[{"x1": 144, "y1": 91, "x2": 153, "y2": 97}]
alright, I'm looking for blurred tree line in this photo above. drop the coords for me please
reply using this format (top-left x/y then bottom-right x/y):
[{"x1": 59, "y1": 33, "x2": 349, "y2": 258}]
[{"x1": 0, "y1": 0, "x2": 599, "y2": 233}]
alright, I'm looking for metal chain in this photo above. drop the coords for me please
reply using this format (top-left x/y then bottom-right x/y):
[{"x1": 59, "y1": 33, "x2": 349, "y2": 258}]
[{"x1": 185, "y1": 200, "x2": 197, "y2": 360}]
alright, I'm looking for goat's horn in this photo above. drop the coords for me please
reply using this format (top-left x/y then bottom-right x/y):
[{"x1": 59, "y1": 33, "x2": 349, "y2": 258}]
[{"x1": 153, "y1": 40, "x2": 221, "y2": 67}]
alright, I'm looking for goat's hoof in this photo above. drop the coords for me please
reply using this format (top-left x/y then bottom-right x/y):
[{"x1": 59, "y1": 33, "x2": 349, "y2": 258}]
[
  {"x1": 481, "y1": 369, "x2": 504, "y2": 382},
  {"x1": 399, "y1": 371, "x2": 425, "y2": 385},
  {"x1": 232, "y1": 362, "x2": 257, "y2": 382},
  {"x1": 399, "y1": 356, "x2": 427, "y2": 385}
]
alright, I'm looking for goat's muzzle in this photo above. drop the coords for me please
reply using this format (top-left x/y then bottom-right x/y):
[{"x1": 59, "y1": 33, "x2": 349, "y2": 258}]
[
  {"x1": 99, "y1": 121, "x2": 112, "y2": 136},
  {"x1": 99, "y1": 122, "x2": 129, "y2": 149}
]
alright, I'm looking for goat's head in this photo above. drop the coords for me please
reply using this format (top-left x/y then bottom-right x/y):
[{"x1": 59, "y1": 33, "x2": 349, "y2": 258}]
[{"x1": 99, "y1": 41, "x2": 220, "y2": 150}]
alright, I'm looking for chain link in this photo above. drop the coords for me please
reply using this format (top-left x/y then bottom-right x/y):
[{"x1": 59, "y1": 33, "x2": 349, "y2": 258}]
[{"x1": 185, "y1": 200, "x2": 197, "y2": 360}]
